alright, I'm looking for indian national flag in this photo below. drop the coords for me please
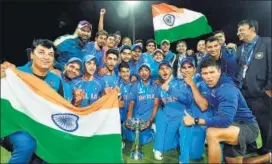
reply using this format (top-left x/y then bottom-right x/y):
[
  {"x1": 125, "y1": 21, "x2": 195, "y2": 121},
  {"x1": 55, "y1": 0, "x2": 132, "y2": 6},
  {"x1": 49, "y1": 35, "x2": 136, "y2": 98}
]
[
  {"x1": 152, "y1": 3, "x2": 212, "y2": 44},
  {"x1": 1, "y1": 69, "x2": 123, "y2": 163}
]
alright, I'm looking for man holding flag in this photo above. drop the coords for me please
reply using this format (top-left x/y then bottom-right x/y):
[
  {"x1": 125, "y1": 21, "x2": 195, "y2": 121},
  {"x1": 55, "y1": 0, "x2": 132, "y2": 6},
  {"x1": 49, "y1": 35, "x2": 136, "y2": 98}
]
[{"x1": 1, "y1": 39, "x2": 63, "y2": 163}]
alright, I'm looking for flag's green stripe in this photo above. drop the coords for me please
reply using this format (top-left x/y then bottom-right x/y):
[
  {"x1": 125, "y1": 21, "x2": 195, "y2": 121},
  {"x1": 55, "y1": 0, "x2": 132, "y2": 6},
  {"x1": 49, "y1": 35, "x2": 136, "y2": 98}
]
[
  {"x1": 154, "y1": 16, "x2": 212, "y2": 44},
  {"x1": 1, "y1": 99, "x2": 123, "y2": 163}
]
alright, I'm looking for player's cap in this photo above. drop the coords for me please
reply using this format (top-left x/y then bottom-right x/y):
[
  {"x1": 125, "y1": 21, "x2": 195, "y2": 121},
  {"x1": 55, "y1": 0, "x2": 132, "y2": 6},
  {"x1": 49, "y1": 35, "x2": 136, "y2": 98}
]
[
  {"x1": 131, "y1": 44, "x2": 143, "y2": 51},
  {"x1": 77, "y1": 20, "x2": 92, "y2": 30},
  {"x1": 153, "y1": 49, "x2": 163, "y2": 56},
  {"x1": 67, "y1": 57, "x2": 83, "y2": 68},
  {"x1": 82, "y1": 55, "x2": 96, "y2": 63},
  {"x1": 159, "y1": 60, "x2": 172, "y2": 69},
  {"x1": 161, "y1": 39, "x2": 170, "y2": 45},
  {"x1": 138, "y1": 63, "x2": 151, "y2": 72},
  {"x1": 120, "y1": 45, "x2": 131, "y2": 53},
  {"x1": 179, "y1": 57, "x2": 196, "y2": 67}
]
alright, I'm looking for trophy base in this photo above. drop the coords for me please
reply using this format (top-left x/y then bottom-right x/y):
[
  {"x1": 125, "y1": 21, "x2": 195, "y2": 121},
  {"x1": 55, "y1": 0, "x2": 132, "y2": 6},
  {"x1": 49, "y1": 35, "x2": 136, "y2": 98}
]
[{"x1": 130, "y1": 151, "x2": 144, "y2": 160}]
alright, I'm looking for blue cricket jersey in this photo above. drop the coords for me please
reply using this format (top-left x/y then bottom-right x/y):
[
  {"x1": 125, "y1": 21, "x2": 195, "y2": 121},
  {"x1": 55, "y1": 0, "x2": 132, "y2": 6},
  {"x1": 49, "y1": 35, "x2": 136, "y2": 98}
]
[
  {"x1": 158, "y1": 77, "x2": 193, "y2": 119},
  {"x1": 129, "y1": 79, "x2": 159, "y2": 120},
  {"x1": 118, "y1": 79, "x2": 133, "y2": 122},
  {"x1": 72, "y1": 77, "x2": 105, "y2": 107}
]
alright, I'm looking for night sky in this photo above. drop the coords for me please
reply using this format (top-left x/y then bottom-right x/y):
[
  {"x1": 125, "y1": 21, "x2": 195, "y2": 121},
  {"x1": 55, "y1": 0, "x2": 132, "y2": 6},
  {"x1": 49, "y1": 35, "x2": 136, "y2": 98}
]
[{"x1": 1, "y1": 0, "x2": 271, "y2": 66}]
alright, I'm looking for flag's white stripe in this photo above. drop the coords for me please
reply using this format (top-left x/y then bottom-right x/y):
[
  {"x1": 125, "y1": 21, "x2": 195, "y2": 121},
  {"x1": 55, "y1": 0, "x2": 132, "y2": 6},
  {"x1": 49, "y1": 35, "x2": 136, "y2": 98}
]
[
  {"x1": 153, "y1": 9, "x2": 204, "y2": 31},
  {"x1": 1, "y1": 69, "x2": 121, "y2": 137}
]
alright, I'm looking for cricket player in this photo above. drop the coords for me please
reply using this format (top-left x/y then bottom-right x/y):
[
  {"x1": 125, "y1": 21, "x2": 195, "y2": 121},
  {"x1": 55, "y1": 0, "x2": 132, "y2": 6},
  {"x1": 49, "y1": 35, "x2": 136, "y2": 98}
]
[
  {"x1": 61, "y1": 57, "x2": 83, "y2": 102},
  {"x1": 178, "y1": 57, "x2": 212, "y2": 163},
  {"x1": 153, "y1": 60, "x2": 193, "y2": 161},
  {"x1": 123, "y1": 63, "x2": 159, "y2": 145},
  {"x1": 72, "y1": 55, "x2": 105, "y2": 107},
  {"x1": 118, "y1": 62, "x2": 133, "y2": 123},
  {"x1": 97, "y1": 48, "x2": 120, "y2": 88}
]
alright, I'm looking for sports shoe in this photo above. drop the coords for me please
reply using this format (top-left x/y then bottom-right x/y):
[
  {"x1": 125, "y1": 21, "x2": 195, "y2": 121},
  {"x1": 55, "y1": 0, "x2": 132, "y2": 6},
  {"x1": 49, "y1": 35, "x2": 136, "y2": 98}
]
[{"x1": 153, "y1": 149, "x2": 163, "y2": 160}]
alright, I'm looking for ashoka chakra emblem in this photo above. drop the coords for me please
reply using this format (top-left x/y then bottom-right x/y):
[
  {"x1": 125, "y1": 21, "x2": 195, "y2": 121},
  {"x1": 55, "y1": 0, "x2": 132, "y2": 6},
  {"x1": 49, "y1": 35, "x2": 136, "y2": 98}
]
[{"x1": 52, "y1": 113, "x2": 79, "y2": 132}]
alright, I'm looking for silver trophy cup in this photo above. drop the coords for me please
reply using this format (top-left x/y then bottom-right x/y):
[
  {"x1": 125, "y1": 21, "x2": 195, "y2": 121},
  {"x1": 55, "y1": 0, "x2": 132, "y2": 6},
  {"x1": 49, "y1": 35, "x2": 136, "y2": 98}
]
[{"x1": 125, "y1": 118, "x2": 148, "y2": 160}]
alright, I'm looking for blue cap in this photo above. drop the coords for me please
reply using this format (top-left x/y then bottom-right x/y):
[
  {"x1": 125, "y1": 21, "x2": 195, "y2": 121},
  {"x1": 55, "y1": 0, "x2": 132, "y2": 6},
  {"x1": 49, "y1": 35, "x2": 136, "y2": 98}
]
[
  {"x1": 66, "y1": 57, "x2": 83, "y2": 68},
  {"x1": 179, "y1": 57, "x2": 196, "y2": 67},
  {"x1": 131, "y1": 44, "x2": 143, "y2": 51},
  {"x1": 159, "y1": 60, "x2": 172, "y2": 69},
  {"x1": 119, "y1": 45, "x2": 131, "y2": 53},
  {"x1": 138, "y1": 63, "x2": 151, "y2": 72},
  {"x1": 82, "y1": 55, "x2": 96, "y2": 63}
]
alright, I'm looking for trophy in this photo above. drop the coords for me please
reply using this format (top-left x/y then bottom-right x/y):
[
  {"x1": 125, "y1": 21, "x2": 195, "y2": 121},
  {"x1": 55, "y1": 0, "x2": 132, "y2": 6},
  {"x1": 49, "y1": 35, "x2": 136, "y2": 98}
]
[{"x1": 125, "y1": 118, "x2": 149, "y2": 160}]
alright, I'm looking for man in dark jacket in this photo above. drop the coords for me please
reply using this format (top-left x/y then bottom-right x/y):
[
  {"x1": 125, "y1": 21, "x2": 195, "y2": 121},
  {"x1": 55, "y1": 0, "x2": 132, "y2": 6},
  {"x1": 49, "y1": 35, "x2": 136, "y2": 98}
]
[{"x1": 236, "y1": 19, "x2": 272, "y2": 157}]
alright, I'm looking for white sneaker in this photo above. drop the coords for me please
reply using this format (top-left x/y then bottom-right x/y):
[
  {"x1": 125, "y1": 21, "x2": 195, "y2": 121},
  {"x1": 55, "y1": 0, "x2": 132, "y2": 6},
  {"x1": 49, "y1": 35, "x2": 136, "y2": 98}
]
[
  {"x1": 122, "y1": 141, "x2": 125, "y2": 149},
  {"x1": 269, "y1": 152, "x2": 271, "y2": 163},
  {"x1": 153, "y1": 149, "x2": 163, "y2": 160},
  {"x1": 151, "y1": 123, "x2": 156, "y2": 133}
]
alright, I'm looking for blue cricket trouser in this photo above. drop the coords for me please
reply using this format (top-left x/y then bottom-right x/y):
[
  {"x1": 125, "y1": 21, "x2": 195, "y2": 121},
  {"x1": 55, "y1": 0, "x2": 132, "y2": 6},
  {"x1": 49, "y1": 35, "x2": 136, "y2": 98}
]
[
  {"x1": 179, "y1": 122, "x2": 206, "y2": 163},
  {"x1": 154, "y1": 109, "x2": 207, "y2": 162},
  {"x1": 1, "y1": 131, "x2": 37, "y2": 164},
  {"x1": 154, "y1": 109, "x2": 179, "y2": 152}
]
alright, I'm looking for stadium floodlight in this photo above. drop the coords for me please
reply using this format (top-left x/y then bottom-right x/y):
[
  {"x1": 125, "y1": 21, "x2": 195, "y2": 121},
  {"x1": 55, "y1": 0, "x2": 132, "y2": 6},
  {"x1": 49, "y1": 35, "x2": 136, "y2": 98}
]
[{"x1": 125, "y1": 1, "x2": 139, "y2": 6}]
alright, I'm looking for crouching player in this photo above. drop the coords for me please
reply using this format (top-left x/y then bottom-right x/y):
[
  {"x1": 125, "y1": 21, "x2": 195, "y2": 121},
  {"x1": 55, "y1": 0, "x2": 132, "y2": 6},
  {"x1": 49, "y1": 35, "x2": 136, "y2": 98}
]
[
  {"x1": 183, "y1": 59, "x2": 271, "y2": 163},
  {"x1": 178, "y1": 57, "x2": 212, "y2": 163},
  {"x1": 123, "y1": 63, "x2": 159, "y2": 146},
  {"x1": 153, "y1": 60, "x2": 193, "y2": 161}
]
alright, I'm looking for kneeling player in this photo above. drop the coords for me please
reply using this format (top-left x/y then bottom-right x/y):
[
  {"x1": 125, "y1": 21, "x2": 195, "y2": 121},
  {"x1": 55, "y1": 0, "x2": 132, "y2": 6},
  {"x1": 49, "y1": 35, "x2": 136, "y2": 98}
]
[
  {"x1": 123, "y1": 63, "x2": 159, "y2": 146},
  {"x1": 153, "y1": 60, "x2": 193, "y2": 161}
]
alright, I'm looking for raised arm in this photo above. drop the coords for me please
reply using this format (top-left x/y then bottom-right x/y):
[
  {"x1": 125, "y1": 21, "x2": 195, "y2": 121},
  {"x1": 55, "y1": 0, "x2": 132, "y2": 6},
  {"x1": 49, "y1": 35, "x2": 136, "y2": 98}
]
[{"x1": 98, "y1": 8, "x2": 106, "y2": 31}]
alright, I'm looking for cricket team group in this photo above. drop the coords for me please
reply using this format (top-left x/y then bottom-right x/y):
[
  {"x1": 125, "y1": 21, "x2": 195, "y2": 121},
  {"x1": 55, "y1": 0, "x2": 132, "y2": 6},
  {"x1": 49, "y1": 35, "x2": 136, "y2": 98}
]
[{"x1": 1, "y1": 8, "x2": 271, "y2": 164}]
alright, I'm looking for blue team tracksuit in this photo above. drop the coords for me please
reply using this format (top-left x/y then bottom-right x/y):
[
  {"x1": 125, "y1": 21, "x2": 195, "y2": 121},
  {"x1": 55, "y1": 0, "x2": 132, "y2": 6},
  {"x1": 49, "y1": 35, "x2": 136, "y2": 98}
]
[{"x1": 154, "y1": 77, "x2": 193, "y2": 159}]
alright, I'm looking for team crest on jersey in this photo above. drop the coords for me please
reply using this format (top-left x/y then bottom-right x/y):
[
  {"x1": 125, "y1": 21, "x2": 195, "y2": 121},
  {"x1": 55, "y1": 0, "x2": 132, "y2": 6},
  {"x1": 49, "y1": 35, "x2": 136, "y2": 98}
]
[
  {"x1": 255, "y1": 52, "x2": 264, "y2": 59},
  {"x1": 52, "y1": 113, "x2": 79, "y2": 132},
  {"x1": 211, "y1": 89, "x2": 216, "y2": 97},
  {"x1": 48, "y1": 81, "x2": 56, "y2": 86},
  {"x1": 163, "y1": 14, "x2": 175, "y2": 26}
]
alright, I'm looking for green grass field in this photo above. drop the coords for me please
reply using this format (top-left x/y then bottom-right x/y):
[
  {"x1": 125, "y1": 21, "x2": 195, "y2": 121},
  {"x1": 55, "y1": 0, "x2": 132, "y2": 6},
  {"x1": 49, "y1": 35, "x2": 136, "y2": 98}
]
[{"x1": 1, "y1": 134, "x2": 262, "y2": 163}]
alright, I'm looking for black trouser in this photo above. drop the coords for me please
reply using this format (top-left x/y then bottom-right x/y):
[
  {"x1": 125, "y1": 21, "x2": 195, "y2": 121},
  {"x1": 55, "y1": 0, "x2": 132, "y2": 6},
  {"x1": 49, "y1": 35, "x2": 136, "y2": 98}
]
[{"x1": 243, "y1": 90, "x2": 272, "y2": 154}]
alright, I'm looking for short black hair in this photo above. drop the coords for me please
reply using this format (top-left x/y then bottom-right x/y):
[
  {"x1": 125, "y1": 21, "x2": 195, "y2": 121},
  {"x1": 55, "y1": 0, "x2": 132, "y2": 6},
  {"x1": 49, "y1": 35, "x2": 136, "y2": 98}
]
[
  {"x1": 118, "y1": 62, "x2": 130, "y2": 71},
  {"x1": 146, "y1": 39, "x2": 156, "y2": 46},
  {"x1": 177, "y1": 40, "x2": 187, "y2": 47},
  {"x1": 106, "y1": 48, "x2": 119, "y2": 58},
  {"x1": 31, "y1": 39, "x2": 56, "y2": 53},
  {"x1": 200, "y1": 58, "x2": 221, "y2": 71},
  {"x1": 96, "y1": 30, "x2": 108, "y2": 38},
  {"x1": 213, "y1": 30, "x2": 225, "y2": 36},
  {"x1": 205, "y1": 36, "x2": 220, "y2": 44},
  {"x1": 238, "y1": 20, "x2": 259, "y2": 33}
]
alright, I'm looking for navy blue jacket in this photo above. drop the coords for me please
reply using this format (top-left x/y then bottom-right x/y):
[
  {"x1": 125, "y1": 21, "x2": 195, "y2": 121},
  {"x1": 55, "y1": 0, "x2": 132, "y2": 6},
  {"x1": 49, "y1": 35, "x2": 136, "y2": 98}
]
[{"x1": 204, "y1": 74, "x2": 256, "y2": 128}]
